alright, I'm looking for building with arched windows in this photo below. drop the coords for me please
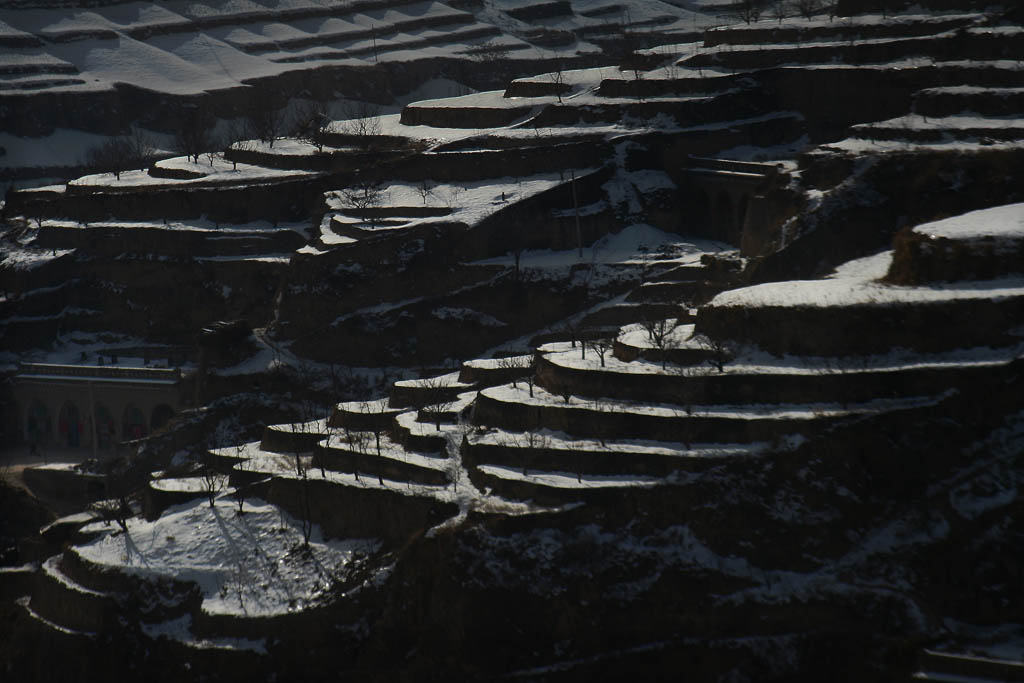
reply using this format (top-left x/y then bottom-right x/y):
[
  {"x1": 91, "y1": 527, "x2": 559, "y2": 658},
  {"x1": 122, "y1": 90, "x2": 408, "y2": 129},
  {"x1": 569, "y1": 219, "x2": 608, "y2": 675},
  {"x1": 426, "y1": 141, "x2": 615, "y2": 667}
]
[{"x1": 9, "y1": 363, "x2": 185, "y2": 456}]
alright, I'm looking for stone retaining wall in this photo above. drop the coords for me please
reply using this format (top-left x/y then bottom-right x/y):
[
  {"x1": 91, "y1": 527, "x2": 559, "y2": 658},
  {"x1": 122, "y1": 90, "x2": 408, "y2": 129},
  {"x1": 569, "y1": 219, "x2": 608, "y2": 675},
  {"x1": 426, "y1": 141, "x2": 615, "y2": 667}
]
[
  {"x1": 399, "y1": 104, "x2": 533, "y2": 128},
  {"x1": 34, "y1": 223, "x2": 304, "y2": 258},
  {"x1": 312, "y1": 444, "x2": 449, "y2": 486},
  {"x1": 463, "y1": 438, "x2": 722, "y2": 477},
  {"x1": 538, "y1": 352, "x2": 1004, "y2": 406},
  {"x1": 260, "y1": 477, "x2": 457, "y2": 544},
  {"x1": 915, "y1": 87, "x2": 1024, "y2": 118},
  {"x1": 260, "y1": 425, "x2": 326, "y2": 454},
  {"x1": 5, "y1": 176, "x2": 323, "y2": 224},
  {"x1": 471, "y1": 389, "x2": 835, "y2": 443},
  {"x1": 887, "y1": 228, "x2": 1024, "y2": 284},
  {"x1": 696, "y1": 297, "x2": 1024, "y2": 356},
  {"x1": 467, "y1": 466, "x2": 654, "y2": 506}
]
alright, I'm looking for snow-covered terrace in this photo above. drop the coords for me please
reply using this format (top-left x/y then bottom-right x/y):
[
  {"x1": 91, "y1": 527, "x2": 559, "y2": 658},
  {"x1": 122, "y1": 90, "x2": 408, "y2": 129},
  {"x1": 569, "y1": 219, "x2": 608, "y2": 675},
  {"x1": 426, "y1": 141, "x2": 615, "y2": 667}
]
[
  {"x1": 66, "y1": 156, "x2": 317, "y2": 190},
  {"x1": 468, "y1": 425, "x2": 767, "y2": 460},
  {"x1": 479, "y1": 381, "x2": 936, "y2": 422},
  {"x1": 707, "y1": 251, "x2": 1024, "y2": 310}
]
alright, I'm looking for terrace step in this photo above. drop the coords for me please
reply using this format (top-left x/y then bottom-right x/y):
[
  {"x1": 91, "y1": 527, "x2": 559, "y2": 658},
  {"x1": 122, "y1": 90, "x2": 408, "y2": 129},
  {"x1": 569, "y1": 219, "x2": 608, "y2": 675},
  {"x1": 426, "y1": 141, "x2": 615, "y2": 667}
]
[
  {"x1": 260, "y1": 419, "x2": 329, "y2": 454},
  {"x1": 391, "y1": 410, "x2": 451, "y2": 452},
  {"x1": 329, "y1": 398, "x2": 404, "y2": 431},
  {"x1": 625, "y1": 280, "x2": 710, "y2": 303},
  {"x1": 464, "y1": 427, "x2": 765, "y2": 477},
  {"x1": 271, "y1": 24, "x2": 501, "y2": 64},
  {"x1": 578, "y1": 301, "x2": 691, "y2": 328},
  {"x1": 471, "y1": 382, "x2": 939, "y2": 444},
  {"x1": 544, "y1": 341, "x2": 1018, "y2": 407},
  {"x1": 702, "y1": 14, "x2": 977, "y2": 48},
  {"x1": 29, "y1": 555, "x2": 118, "y2": 635},
  {"x1": 458, "y1": 354, "x2": 534, "y2": 385},
  {"x1": 914, "y1": 86, "x2": 1024, "y2": 118},
  {"x1": 314, "y1": 432, "x2": 450, "y2": 486},
  {"x1": 17, "y1": 595, "x2": 97, "y2": 641},
  {"x1": 851, "y1": 115, "x2": 1024, "y2": 144},
  {"x1": 389, "y1": 371, "x2": 475, "y2": 409},
  {"x1": 698, "y1": 290, "x2": 1024, "y2": 356},
  {"x1": 914, "y1": 649, "x2": 1024, "y2": 682},
  {"x1": 469, "y1": 463, "x2": 664, "y2": 506}
]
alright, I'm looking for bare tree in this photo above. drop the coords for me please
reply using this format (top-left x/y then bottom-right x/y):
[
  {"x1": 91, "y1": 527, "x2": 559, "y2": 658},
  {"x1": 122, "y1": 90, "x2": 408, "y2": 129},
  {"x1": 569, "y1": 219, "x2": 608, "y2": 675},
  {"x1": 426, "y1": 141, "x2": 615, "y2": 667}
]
[
  {"x1": 338, "y1": 101, "x2": 382, "y2": 145},
  {"x1": 232, "y1": 455, "x2": 249, "y2": 515},
  {"x1": 442, "y1": 184, "x2": 466, "y2": 209},
  {"x1": 793, "y1": 0, "x2": 820, "y2": 19},
  {"x1": 549, "y1": 60, "x2": 566, "y2": 103},
  {"x1": 770, "y1": 0, "x2": 788, "y2": 23},
  {"x1": 731, "y1": 0, "x2": 765, "y2": 24},
  {"x1": 223, "y1": 119, "x2": 251, "y2": 170},
  {"x1": 126, "y1": 126, "x2": 157, "y2": 170},
  {"x1": 293, "y1": 100, "x2": 331, "y2": 153},
  {"x1": 341, "y1": 177, "x2": 386, "y2": 217},
  {"x1": 91, "y1": 460, "x2": 135, "y2": 533},
  {"x1": 640, "y1": 317, "x2": 676, "y2": 370},
  {"x1": 496, "y1": 355, "x2": 532, "y2": 389},
  {"x1": 417, "y1": 375, "x2": 457, "y2": 432},
  {"x1": 200, "y1": 449, "x2": 224, "y2": 508},
  {"x1": 587, "y1": 337, "x2": 615, "y2": 368},
  {"x1": 696, "y1": 334, "x2": 732, "y2": 373},
  {"x1": 85, "y1": 137, "x2": 134, "y2": 180},
  {"x1": 509, "y1": 430, "x2": 548, "y2": 476},
  {"x1": 246, "y1": 91, "x2": 286, "y2": 148},
  {"x1": 174, "y1": 106, "x2": 213, "y2": 163},
  {"x1": 415, "y1": 179, "x2": 434, "y2": 205}
]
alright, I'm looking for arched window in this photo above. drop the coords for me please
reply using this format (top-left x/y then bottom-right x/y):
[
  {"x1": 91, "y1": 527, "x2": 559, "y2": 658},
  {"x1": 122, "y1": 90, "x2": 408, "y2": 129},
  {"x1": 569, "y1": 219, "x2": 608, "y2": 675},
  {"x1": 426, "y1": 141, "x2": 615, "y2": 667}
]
[
  {"x1": 95, "y1": 403, "x2": 115, "y2": 450},
  {"x1": 58, "y1": 401, "x2": 82, "y2": 448},
  {"x1": 122, "y1": 404, "x2": 147, "y2": 441},
  {"x1": 27, "y1": 400, "x2": 51, "y2": 445}
]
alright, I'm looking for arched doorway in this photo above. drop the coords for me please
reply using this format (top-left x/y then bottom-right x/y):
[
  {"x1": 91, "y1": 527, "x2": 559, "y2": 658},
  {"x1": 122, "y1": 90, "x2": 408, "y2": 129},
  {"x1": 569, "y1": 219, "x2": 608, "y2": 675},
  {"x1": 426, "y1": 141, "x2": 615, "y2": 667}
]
[
  {"x1": 151, "y1": 404, "x2": 174, "y2": 433},
  {"x1": 27, "y1": 400, "x2": 50, "y2": 446},
  {"x1": 58, "y1": 401, "x2": 82, "y2": 448},
  {"x1": 122, "y1": 404, "x2": 147, "y2": 441},
  {"x1": 95, "y1": 403, "x2": 115, "y2": 450}
]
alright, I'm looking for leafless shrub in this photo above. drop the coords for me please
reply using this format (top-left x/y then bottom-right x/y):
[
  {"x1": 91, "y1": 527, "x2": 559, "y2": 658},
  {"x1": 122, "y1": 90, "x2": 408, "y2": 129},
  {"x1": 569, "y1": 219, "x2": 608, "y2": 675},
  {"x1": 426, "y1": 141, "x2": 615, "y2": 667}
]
[{"x1": 338, "y1": 101, "x2": 382, "y2": 143}]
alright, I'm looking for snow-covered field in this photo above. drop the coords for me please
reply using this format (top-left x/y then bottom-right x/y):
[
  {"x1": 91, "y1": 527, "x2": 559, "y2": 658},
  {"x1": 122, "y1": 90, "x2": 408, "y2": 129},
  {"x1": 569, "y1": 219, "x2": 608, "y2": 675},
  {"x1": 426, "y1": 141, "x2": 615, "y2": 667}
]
[{"x1": 79, "y1": 497, "x2": 377, "y2": 617}]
